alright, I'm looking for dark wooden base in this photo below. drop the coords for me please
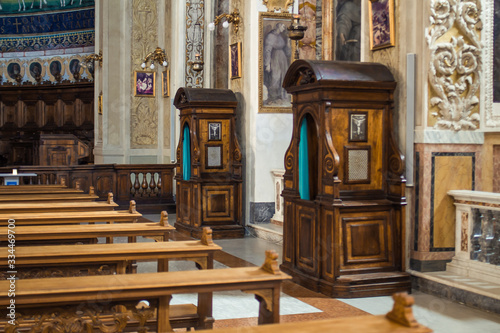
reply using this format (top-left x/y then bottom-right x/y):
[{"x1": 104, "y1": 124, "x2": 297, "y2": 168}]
[
  {"x1": 174, "y1": 221, "x2": 245, "y2": 239},
  {"x1": 281, "y1": 263, "x2": 411, "y2": 298}
]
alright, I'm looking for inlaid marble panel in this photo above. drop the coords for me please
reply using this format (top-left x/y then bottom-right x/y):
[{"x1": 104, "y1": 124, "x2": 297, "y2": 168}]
[
  {"x1": 432, "y1": 154, "x2": 473, "y2": 249},
  {"x1": 494, "y1": 145, "x2": 500, "y2": 193},
  {"x1": 412, "y1": 143, "x2": 482, "y2": 268}
]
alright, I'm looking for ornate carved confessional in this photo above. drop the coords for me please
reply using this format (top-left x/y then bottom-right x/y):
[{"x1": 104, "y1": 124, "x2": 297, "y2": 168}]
[
  {"x1": 281, "y1": 60, "x2": 410, "y2": 298},
  {"x1": 173, "y1": 88, "x2": 244, "y2": 239}
]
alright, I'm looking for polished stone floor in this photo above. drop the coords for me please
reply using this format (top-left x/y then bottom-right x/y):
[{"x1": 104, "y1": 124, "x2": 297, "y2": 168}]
[{"x1": 135, "y1": 214, "x2": 500, "y2": 333}]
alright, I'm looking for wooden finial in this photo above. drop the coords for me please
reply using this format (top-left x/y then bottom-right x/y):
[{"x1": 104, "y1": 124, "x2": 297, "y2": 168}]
[
  {"x1": 60, "y1": 178, "x2": 66, "y2": 187},
  {"x1": 386, "y1": 293, "x2": 419, "y2": 327},
  {"x1": 75, "y1": 180, "x2": 81, "y2": 190},
  {"x1": 159, "y1": 211, "x2": 170, "y2": 226},
  {"x1": 89, "y1": 186, "x2": 95, "y2": 196},
  {"x1": 201, "y1": 227, "x2": 214, "y2": 246},
  {"x1": 260, "y1": 250, "x2": 280, "y2": 275},
  {"x1": 107, "y1": 192, "x2": 114, "y2": 204},
  {"x1": 129, "y1": 200, "x2": 137, "y2": 213}
]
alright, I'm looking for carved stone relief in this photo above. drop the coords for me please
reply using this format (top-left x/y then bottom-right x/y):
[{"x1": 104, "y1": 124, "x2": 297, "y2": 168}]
[
  {"x1": 427, "y1": 0, "x2": 482, "y2": 131},
  {"x1": 185, "y1": 0, "x2": 205, "y2": 88},
  {"x1": 482, "y1": 0, "x2": 500, "y2": 129},
  {"x1": 131, "y1": 0, "x2": 159, "y2": 147}
]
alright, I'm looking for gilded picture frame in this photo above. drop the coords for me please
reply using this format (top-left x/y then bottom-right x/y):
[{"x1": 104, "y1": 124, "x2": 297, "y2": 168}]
[
  {"x1": 229, "y1": 42, "x2": 242, "y2": 80},
  {"x1": 162, "y1": 70, "x2": 170, "y2": 97},
  {"x1": 134, "y1": 71, "x2": 155, "y2": 97},
  {"x1": 259, "y1": 12, "x2": 294, "y2": 114},
  {"x1": 368, "y1": 0, "x2": 395, "y2": 50}
]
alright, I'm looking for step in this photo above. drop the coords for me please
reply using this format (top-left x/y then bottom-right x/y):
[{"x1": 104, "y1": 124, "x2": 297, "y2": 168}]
[{"x1": 246, "y1": 223, "x2": 283, "y2": 245}]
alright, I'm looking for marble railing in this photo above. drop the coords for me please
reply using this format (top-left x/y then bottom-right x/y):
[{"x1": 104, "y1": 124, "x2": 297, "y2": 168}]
[{"x1": 447, "y1": 190, "x2": 500, "y2": 284}]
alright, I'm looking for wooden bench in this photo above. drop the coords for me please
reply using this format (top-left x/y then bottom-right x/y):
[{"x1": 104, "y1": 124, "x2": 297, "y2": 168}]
[
  {"x1": 0, "y1": 200, "x2": 141, "y2": 226},
  {"x1": 0, "y1": 218, "x2": 174, "y2": 244},
  {"x1": 0, "y1": 250, "x2": 290, "y2": 332},
  {"x1": 0, "y1": 186, "x2": 99, "y2": 203},
  {"x1": 0, "y1": 227, "x2": 220, "y2": 278},
  {"x1": 0, "y1": 192, "x2": 118, "y2": 213},
  {"x1": 0, "y1": 184, "x2": 69, "y2": 190},
  {"x1": 0, "y1": 186, "x2": 84, "y2": 195},
  {"x1": 200, "y1": 293, "x2": 432, "y2": 333}
]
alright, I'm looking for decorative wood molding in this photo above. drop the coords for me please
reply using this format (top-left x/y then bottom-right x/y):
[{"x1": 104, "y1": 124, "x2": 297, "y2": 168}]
[{"x1": 426, "y1": 0, "x2": 482, "y2": 131}]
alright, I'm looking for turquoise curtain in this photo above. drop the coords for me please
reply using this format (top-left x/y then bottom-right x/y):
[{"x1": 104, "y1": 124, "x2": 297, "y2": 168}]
[
  {"x1": 182, "y1": 124, "x2": 191, "y2": 181},
  {"x1": 298, "y1": 117, "x2": 310, "y2": 200}
]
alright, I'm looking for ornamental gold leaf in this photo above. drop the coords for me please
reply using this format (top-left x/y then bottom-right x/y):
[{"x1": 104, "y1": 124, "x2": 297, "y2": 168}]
[{"x1": 262, "y1": 0, "x2": 293, "y2": 13}]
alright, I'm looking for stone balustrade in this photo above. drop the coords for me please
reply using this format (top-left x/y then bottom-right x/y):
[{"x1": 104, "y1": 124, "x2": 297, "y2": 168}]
[{"x1": 447, "y1": 190, "x2": 500, "y2": 284}]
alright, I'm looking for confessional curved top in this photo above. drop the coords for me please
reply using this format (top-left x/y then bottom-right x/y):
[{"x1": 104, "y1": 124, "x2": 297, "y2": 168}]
[{"x1": 280, "y1": 60, "x2": 409, "y2": 298}]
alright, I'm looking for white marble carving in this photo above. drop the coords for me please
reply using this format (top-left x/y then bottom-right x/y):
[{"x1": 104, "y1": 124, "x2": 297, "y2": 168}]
[
  {"x1": 271, "y1": 169, "x2": 285, "y2": 224},
  {"x1": 481, "y1": 0, "x2": 500, "y2": 130},
  {"x1": 427, "y1": 0, "x2": 482, "y2": 131}
]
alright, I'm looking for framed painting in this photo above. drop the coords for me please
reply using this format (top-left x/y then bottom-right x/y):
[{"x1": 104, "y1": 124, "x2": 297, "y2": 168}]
[
  {"x1": 348, "y1": 111, "x2": 368, "y2": 142},
  {"x1": 229, "y1": 42, "x2": 242, "y2": 79},
  {"x1": 134, "y1": 71, "x2": 155, "y2": 97},
  {"x1": 206, "y1": 144, "x2": 223, "y2": 169},
  {"x1": 208, "y1": 122, "x2": 222, "y2": 141},
  {"x1": 98, "y1": 93, "x2": 103, "y2": 115},
  {"x1": 334, "y1": 0, "x2": 362, "y2": 61},
  {"x1": 162, "y1": 70, "x2": 170, "y2": 97},
  {"x1": 368, "y1": 0, "x2": 395, "y2": 50},
  {"x1": 259, "y1": 12, "x2": 294, "y2": 114}
]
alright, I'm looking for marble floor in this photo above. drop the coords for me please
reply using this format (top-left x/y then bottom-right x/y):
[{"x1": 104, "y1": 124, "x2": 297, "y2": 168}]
[{"x1": 137, "y1": 214, "x2": 500, "y2": 333}]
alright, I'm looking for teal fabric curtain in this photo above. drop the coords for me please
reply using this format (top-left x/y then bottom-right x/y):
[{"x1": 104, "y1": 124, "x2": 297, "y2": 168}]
[
  {"x1": 298, "y1": 117, "x2": 310, "y2": 200},
  {"x1": 182, "y1": 125, "x2": 191, "y2": 181}
]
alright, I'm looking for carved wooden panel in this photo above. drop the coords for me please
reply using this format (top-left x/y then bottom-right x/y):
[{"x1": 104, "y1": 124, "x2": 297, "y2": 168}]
[
  {"x1": 0, "y1": 83, "x2": 94, "y2": 166},
  {"x1": 94, "y1": 173, "x2": 116, "y2": 197},
  {"x1": 296, "y1": 203, "x2": 317, "y2": 274},
  {"x1": 202, "y1": 185, "x2": 234, "y2": 222},
  {"x1": 330, "y1": 108, "x2": 384, "y2": 192},
  {"x1": 341, "y1": 212, "x2": 392, "y2": 268}
]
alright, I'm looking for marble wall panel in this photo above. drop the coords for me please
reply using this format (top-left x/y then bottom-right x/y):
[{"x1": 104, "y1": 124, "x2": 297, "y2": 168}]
[
  {"x1": 432, "y1": 154, "x2": 473, "y2": 249},
  {"x1": 494, "y1": 145, "x2": 500, "y2": 193},
  {"x1": 412, "y1": 143, "x2": 482, "y2": 268}
]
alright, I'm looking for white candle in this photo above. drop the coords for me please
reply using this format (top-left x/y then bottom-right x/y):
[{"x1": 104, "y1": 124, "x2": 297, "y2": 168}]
[{"x1": 12, "y1": 169, "x2": 17, "y2": 175}]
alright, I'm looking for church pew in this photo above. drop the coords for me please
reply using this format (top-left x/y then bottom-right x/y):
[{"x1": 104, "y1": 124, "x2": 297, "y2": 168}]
[
  {"x1": 0, "y1": 186, "x2": 99, "y2": 203},
  {"x1": 0, "y1": 219, "x2": 174, "y2": 245},
  {"x1": 0, "y1": 184, "x2": 68, "y2": 190},
  {"x1": 200, "y1": 293, "x2": 432, "y2": 333},
  {"x1": 0, "y1": 192, "x2": 118, "y2": 213},
  {"x1": 0, "y1": 227, "x2": 220, "y2": 278},
  {"x1": 0, "y1": 250, "x2": 289, "y2": 332},
  {"x1": 0, "y1": 227, "x2": 220, "y2": 329},
  {"x1": 0, "y1": 200, "x2": 141, "y2": 226},
  {"x1": 0, "y1": 187, "x2": 84, "y2": 195}
]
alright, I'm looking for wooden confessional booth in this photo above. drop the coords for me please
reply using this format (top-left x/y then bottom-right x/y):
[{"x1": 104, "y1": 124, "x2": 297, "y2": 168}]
[
  {"x1": 280, "y1": 60, "x2": 410, "y2": 298},
  {"x1": 173, "y1": 88, "x2": 244, "y2": 239}
]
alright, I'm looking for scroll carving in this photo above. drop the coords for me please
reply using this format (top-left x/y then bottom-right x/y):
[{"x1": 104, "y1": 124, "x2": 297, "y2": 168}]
[
  {"x1": 131, "y1": 0, "x2": 159, "y2": 147},
  {"x1": 185, "y1": 0, "x2": 205, "y2": 88},
  {"x1": 3, "y1": 301, "x2": 156, "y2": 333},
  {"x1": 427, "y1": 0, "x2": 482, "y2": 131}
]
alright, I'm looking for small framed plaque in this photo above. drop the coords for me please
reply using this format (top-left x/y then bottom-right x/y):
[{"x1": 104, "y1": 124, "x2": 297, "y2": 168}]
[
  {"x1": 349, "y1": 111, "x2": 368, "y2": 142},
  {"x1": 206, "y1": 144, "x2": 223, "y2": 169},
  {"x1": 208, "y1": 122, "x2": 221, "y2": 141}
]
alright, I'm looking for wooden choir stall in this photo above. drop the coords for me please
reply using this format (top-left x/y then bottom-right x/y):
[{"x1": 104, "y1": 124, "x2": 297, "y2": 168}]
[
  {"x1": 280, "y1": 60, "x2": 410, "y2": 298},
  {"x1": 173, "y1": 88, "x2": 244, "y2": 239}
]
